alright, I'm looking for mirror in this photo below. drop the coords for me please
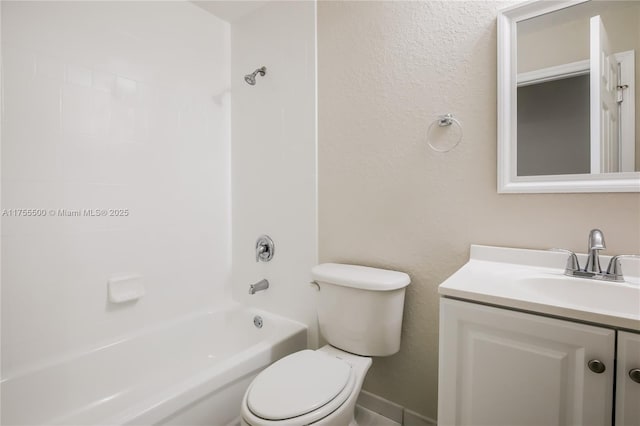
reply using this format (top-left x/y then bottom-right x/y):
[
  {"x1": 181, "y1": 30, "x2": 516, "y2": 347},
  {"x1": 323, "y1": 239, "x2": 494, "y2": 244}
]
[{"x1": 498, "y1": 0, "x2": 640, "y2": 193}]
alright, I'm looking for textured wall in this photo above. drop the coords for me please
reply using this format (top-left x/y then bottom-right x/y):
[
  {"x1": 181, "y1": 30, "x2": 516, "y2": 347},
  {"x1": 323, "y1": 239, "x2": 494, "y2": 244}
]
[{"x1": 317, "y1": 1, "x2": 640, "y2": 420}]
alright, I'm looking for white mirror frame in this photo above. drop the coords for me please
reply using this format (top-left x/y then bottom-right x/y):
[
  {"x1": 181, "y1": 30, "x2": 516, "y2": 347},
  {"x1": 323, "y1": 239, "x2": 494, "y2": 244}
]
[{"x1": 497, "y1": 0, "x2": 640, "y2": 193}]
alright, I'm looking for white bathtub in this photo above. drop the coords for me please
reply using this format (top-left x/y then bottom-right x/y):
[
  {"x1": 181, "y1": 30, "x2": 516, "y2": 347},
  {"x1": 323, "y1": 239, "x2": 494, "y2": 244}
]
[{"x1": 1, "y1": 304, "x2": 307, "y2": 425}]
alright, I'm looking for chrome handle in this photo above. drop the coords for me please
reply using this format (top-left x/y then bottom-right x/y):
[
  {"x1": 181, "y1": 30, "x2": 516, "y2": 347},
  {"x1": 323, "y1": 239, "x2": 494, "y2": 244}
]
[
  {"x1": 255, "y1": 235, "x2": 275, "y2": 263},
  {"x1": 256, "y1": 245, "x2": 266, "y2": 262},
  {"x1": 588, "y1": 359, "x2": 606, "y2": 374},
  {"x1": 606, "y1": 254, "x2": 640, "y2": 281},
  {"x1": 629, "y1": 368, "x2": 640, "y2": 384},
  {"x1": 550, "y1": 248, "x2": 580, "y2": 272}
]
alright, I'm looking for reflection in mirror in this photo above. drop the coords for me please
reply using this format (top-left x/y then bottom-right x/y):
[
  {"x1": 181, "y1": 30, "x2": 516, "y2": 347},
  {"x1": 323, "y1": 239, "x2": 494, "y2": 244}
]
[
  {"x1": 516, "y1": 0, "x2": 639, "y2": 176},
  {"x1": 518, "y1": 74, "x2": 590, "y2": 176}
]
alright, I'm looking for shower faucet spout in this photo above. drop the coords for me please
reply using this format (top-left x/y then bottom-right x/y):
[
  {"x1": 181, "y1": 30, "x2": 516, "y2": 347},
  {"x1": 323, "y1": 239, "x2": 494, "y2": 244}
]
[{"x1": 249, "y1": 279, "x2": 269, "y2": 295}]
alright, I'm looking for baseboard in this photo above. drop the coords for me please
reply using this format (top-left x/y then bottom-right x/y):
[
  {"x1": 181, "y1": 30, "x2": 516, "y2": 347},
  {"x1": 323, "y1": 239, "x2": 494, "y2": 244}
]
[
  {"x1": 356, "y1": 390, "x2": 437, "y2": 426},
  {"x1": 357, "y1": 391, "x2": 404, "y2": 424},
  {"x1": 404, "y1": 408, "x2": 436, "y2": 426}
]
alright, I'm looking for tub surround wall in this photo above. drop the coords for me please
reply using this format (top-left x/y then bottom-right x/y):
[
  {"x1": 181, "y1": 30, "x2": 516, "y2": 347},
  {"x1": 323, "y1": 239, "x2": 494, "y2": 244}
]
[
  {"x1": 1, "y1": 1, "x2": 231, "y2": 376},
  {"x1": 230, "y1": 1, "x2": 318, "y2": 347},
  {"x1": 317, "y1": 0, "x2": 640, "y2": 420}
]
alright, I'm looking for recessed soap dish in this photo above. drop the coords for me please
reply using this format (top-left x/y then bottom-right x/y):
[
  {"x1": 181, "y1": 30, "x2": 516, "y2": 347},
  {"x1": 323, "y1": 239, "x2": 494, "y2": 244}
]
[{"x1": 108, "y1": 275, "x2": 145, "y2": 303}]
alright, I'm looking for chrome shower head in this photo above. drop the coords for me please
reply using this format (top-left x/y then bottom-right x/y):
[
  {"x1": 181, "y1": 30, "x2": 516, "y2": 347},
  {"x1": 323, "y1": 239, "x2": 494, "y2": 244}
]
[{"x1": 244, "y1": 66, "x2": 266, "y2": 86}]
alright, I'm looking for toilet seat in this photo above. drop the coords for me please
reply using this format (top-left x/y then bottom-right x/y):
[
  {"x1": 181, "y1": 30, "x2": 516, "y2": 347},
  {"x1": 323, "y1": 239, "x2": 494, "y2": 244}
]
[{"x1": 243, "y1": 350, "x2": 356, "y2": 425}]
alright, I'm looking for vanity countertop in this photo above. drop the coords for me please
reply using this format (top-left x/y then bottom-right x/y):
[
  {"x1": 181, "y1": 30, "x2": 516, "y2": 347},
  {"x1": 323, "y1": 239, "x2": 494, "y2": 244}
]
[{"x1": 439, "y1": 245, "x2": 640, "y2": 331}]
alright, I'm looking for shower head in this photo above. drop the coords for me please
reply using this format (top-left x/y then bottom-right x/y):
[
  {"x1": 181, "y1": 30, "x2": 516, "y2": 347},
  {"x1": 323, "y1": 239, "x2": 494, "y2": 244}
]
[
  {"x1": 244, "y1": 66, "x2": 266, "y2": 85},
  {"x1": 244, "y1": 74, "x2": 256, "y2": 85}
]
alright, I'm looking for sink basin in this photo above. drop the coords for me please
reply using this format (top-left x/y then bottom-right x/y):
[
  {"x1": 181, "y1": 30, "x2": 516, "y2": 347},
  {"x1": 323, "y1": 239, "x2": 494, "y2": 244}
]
[
  {"x1": 516, "y1": 275, "x2": 640, "y2": 319},
  {"x1": 439, "y1": 245, "x2": 640, "y2": 330}
]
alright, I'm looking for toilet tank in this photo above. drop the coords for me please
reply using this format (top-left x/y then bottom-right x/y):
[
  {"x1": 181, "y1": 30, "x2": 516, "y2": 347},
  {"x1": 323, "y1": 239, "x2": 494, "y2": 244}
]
[{"x1": 311, "y1": 263, "x2": 410, "y2": 357}]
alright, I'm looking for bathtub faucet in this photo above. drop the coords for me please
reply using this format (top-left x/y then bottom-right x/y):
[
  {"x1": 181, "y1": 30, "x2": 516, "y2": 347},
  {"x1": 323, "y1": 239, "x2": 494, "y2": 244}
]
[{"x1": 249, "y1": 279, "x2": 269, "y2": 295}]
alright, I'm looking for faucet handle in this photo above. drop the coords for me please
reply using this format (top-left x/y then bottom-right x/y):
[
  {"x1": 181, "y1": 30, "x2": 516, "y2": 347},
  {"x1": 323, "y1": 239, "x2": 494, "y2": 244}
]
[
  {"x1": 606, "y1": 255, "x2": 640, "y2": 282},
  {"x1": 256, "y1": 244, "x2": 267, "y2": 262},
  {"x1": 255, "y1": 235, "x2": 275, "y2": 263},
  {"x1": 550, "y1": 248, "x2": 580, "y2": 272}
]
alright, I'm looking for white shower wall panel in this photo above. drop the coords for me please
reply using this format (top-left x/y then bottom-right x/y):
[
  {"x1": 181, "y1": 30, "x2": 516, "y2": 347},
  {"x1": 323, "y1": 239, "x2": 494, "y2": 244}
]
[
  {"x1": 1, "y1": 1, "x2": 232, "y2": 375},
  {"x1": 230, "y1": 1, "x2": 318, "y2": 347}
]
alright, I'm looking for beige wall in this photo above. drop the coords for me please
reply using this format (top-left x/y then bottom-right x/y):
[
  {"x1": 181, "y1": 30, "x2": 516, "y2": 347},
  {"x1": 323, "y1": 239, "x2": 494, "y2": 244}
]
[{"x1": 318, "y1": 1, "x2": 640, "y2": 420}]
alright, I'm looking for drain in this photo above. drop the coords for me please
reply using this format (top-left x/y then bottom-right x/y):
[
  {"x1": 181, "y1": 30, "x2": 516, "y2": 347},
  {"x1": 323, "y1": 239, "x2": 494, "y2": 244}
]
[{"x1": 253, "y1": 315, "x2": 263, "y2": 329}]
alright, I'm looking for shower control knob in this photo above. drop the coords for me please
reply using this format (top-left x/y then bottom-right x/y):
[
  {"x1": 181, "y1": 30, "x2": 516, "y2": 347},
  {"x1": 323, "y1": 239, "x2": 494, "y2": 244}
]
[
  {"x1": 588, "y1": 359, "x2": 606, "y2": 374},
  {"x1": 256, "y1": 235, "x2": 275, "y2": 262},
  {"x1": 629, "y1": 368, "x2": 640, "y2": 384}
]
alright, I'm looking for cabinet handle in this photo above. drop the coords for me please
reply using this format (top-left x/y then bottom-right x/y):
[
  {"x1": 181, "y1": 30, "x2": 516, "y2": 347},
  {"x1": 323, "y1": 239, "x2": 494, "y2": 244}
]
[
  {"x1": 630, "y1": 368, "x2": 640, "y2": 384},
  {"x1": 588, "y1": 359, "x2": 606, "y2": 374}
]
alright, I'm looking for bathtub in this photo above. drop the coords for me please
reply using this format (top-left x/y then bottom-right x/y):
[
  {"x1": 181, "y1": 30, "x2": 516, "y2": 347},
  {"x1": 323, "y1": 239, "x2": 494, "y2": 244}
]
[{"x1": 1, "y1": 304, "x2": 307, "y2": 425}]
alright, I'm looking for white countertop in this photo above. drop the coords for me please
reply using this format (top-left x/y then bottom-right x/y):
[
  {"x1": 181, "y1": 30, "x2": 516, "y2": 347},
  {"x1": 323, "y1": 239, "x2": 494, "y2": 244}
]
[{"x1": 438, "y1": 245, "x2": 640, "y2": 331}]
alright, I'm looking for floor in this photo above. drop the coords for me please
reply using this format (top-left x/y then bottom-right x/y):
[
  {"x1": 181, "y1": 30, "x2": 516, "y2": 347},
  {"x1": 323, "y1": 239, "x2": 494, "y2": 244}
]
[
  {"x1": 231, "y1": 406, "x2": 399, "y2": 426},
  {"x1": 354, "y1": 406, "x2": 401, "y2": 426}
]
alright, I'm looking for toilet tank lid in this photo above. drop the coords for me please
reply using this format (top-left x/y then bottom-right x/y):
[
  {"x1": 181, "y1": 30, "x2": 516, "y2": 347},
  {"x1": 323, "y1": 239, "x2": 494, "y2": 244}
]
[{"x1": 312, "y1": 263, "x2": 410, "y2": 291}]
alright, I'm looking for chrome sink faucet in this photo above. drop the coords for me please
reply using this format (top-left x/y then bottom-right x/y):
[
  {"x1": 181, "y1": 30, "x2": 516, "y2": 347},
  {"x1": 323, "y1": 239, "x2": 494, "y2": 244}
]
[
  {"x1": 584, "y1": 229, "x2": 605, "y2": 273},
  {"x1": 554, "y1": 229, "x2": 638, "y2": 282}
]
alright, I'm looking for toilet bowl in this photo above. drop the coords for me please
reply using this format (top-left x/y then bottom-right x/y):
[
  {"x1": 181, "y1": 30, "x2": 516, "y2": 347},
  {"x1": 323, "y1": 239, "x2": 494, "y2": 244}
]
[
  {"x1": 240, "y1": 346, "x2": 371, "y2": 426},
  {"x1": 240, "y1": 263, "x2": 410, "y2": 426}
]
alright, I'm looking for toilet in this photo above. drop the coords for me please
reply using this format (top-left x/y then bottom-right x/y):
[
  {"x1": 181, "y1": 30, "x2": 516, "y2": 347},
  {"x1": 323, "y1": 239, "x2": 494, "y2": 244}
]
[{"x1": 240, "y1": 263, "x2": 411, "y2": 426}]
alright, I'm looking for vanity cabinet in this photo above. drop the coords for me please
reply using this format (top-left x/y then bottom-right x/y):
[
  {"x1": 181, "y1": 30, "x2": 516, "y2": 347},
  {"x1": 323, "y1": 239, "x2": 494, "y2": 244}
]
[
  {"x1": 438, "y1": 298, "x2": 640, "y2": 426},
  {"x1": 616, "y1": 331, "x2": 640, "y2": 426}
]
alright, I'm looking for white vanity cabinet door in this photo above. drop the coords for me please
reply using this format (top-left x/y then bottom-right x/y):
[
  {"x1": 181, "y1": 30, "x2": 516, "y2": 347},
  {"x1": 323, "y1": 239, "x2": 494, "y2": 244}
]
[
  {"x1": 438, "y1": 298, "x2": 615, "y2": 426},
  {"x1": 616, "y1": 331, "x2": 640, "y2": 426}
]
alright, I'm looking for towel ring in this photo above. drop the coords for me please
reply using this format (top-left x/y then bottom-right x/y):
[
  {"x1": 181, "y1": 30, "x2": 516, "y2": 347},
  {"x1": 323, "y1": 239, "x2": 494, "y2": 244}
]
[{"x1": 426, "y1": 114, "x2": 462, "y2": 153}]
